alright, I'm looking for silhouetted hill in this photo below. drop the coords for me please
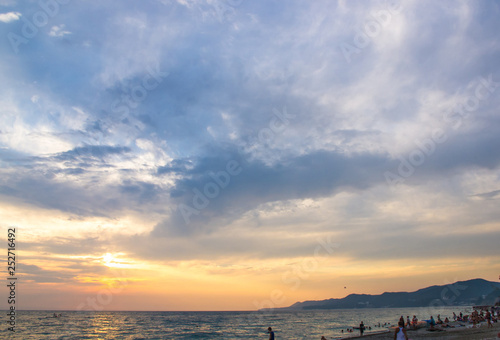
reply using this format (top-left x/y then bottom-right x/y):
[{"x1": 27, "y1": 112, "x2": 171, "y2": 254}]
[{"x1": 263, "y1": 278, "x2": 500, "y2": 311}]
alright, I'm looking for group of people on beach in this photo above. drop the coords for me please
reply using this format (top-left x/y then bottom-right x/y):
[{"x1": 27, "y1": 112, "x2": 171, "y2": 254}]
[
  {"x1": 423, "y1": 307, "x2": 499, "y2": 330},
  {"x1": 467, "y1": 308, "x2": 498, "y2": 328},
  {"x1": 267, "y1": 306, "x2": 499, "y2": 339},
  {"x1": 394, "y1": 308, "x2": 499, "y2": 340}
]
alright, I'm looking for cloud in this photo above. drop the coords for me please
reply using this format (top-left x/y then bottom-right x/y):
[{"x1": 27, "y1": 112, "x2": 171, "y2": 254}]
[
  {"x1": 0, "y1": 0, "x2": 500, "y2": 273},
  {"x1": 0, "y1": 143, "x2": 166, "y2": 218},
  {"x1": 51, "y1": 145, "x2": 132, "y2": 164},
  {"x1": 48, "y1": 24, "x2": 72, "y2": 37},
  {"x1": 472, "y1": 189, "x2": 500, "y2": 200},
  {"x1": 151, "y1": 111, "x2": 500, "y2": 237},
  {"x1": 19, "y1": 255, "x2": 120, "y2": 284},
  {"x1": 157, "y1": 159, "x2": 194, "y2": 175},
  {"x1": 22, "y1": 236, "x2": 106, "y2": 255},
  {"x1": 152, "y1": 146, "x2": 389, "y2": 236},
  {"x1": 19, "y1": 264, "x2": 72, "y2": 283},
  {"x1": 0, "y1": 11, "x2": 20, "y2": 23}
]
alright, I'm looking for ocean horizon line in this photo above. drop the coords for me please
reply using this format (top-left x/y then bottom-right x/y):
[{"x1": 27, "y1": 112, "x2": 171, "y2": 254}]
[{"x1": 5, "y1": 305, "x2": 474, "y2": 312}]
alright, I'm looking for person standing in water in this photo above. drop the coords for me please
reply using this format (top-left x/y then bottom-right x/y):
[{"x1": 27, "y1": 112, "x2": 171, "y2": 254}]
[
  {"x1": 359, "y1": 321, "x2": 365, "y2": 336},
  {"x1": 268, "y1": 327, "x2": 275, "y2": 340},
  {"x1": 394, "y1": 321, "x2": 408, "y2": 340}
]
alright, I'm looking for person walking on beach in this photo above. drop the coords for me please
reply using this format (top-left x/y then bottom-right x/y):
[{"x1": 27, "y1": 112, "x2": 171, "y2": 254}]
[
  {"x1": 268, "y1": 327, "x2": 275, "y2": 340},
  {"x1": 486, "y1": 311, "x2": 493, "y2": 328},
  {"x1": 394, "y1": 321, "x2": 408, "y2": 340},
  {"x1": 359, "y1": 321, "x2": 365, "y2": 336},
  {"x1": 472, "y1": 310, "x2": 479, "y2": 328}
]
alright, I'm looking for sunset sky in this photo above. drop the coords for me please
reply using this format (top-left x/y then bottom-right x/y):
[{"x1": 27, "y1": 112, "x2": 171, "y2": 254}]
[{"x1": 1, "y1": 0, "x2": 500, "y2": 311}]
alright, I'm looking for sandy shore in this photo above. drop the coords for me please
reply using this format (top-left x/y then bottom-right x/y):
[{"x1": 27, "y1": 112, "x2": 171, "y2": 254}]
[{"x1": 335, "y1": 321, "x2": 500, "y2": 339}]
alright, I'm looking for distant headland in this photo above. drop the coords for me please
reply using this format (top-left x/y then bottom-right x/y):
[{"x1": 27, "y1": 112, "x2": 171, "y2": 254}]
[{"x1": 260, "y1": 278, "x2": 500, "y2": 311}]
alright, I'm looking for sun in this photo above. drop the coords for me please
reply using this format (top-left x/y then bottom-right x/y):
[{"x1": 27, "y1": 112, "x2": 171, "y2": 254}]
[{"x1": 101, "y1": 253, "x2": 130, "y2": 268}]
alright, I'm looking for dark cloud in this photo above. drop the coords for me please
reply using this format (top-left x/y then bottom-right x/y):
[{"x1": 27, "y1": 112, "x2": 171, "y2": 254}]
[
  {"x1": 19, "y1": 261, "x2": 119, "y2": 284},
  {"x1": 19, "y1": 264, "x2": 72, "y2": 283},
  {"x1": 472, "y1": 189, "x2": 500, "y2": 200},
  {"x1": 52, "y1": 145, "x2": 131, "y2": 163},
  {"x1": 55, "y1": 167, "x2": 86, "y2": 176},
  {"x1": 152, "y1": 117, "x2": 500, "y2": 237},
  {"x1": 157, "y1": 159, "x2": 194, "y2": 175},
  {"x1": 153, "y1": 147, "x2": 392, "y2": 236},
  {"x1": 0, "y1": 174, "x2": 111, "y2": 217},
  {"x1": 389, "y1": 126, "x2": 500, "y2": 186},
  {"x1": 119, "y1": 180, "x2": 161, "y2": 205}
]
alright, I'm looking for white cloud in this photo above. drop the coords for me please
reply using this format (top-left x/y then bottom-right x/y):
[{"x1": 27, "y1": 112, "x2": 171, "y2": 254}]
[
  {"x1": 0, "y1": 11, "x2": 20, "y2": 23},
  {"x1": 48, "y1": 24, "x2": 72, "y2": 37}
]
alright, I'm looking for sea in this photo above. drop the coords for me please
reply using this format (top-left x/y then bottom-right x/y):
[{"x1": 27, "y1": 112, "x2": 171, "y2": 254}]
[{"x1": 4, "y1": 306, "x2": 471, "y2": 339}]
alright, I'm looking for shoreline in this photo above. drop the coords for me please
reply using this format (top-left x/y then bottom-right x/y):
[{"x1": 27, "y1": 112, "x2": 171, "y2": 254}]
[{"x1": 335, "y1": 321, "x2": 499, "y2": 340}]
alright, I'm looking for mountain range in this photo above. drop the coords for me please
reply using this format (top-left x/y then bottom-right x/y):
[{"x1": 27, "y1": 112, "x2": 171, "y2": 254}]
[{"x1": 261, "y1": 278, "x2": 500, "y2": 311}]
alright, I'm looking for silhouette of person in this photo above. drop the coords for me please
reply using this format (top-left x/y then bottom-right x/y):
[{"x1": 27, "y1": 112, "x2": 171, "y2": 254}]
[
  {"x1": 268, "y1": 327, "x2": 274, "y2": 340},
  {"x1": 359, "y1": 321, "x2": 365, "y2": 336}
]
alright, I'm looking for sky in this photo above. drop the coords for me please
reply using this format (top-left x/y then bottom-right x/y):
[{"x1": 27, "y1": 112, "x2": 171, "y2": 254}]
[{"x1": 0, "y1": 0, "x2": 499, "y2": 312}]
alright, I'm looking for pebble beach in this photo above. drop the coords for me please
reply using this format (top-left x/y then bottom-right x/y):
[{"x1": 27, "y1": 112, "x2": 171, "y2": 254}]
[{"x1": 337, "y1": 321, "x2": 500, "y2": 340}]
